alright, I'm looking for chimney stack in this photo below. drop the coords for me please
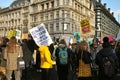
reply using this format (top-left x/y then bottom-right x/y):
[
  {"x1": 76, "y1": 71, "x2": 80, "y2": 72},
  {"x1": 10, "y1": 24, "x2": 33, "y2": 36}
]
[
  {"x1": 104, "y1": 3, "x2": 106, "y2": 8},
  {"x1": 108, "y1": 8, "x2": 110, "y2": 12},
  {"x1": 112, "y1": 12, "x2": 114, "y2": 16},
  {"x1": 98, "y1": 0, "x2": 101, "y2": 3}
]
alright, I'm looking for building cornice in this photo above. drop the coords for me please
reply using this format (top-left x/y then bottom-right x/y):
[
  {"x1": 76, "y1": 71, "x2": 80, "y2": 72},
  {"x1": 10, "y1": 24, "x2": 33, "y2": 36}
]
[{"x1": 0, "y1": 7, "x2": 22, "y2": 14}]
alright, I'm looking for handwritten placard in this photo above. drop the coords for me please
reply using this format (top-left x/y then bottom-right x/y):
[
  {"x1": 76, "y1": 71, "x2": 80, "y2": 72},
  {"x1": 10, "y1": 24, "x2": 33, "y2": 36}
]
[{"x1": 29, "y1": 23, "x2": 53, "y2": 46}]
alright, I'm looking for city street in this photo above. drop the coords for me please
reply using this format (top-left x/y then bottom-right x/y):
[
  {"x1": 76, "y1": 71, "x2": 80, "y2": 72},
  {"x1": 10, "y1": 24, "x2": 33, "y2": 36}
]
[{"x1": 0, "y1": 0, "x2": 120, "y2": 80}]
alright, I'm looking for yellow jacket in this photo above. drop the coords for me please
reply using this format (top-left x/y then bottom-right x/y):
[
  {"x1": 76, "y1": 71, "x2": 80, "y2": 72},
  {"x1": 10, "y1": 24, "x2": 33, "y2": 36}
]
[{"x1": 39, "y1": 46, "x2": 55, "y2": 68}]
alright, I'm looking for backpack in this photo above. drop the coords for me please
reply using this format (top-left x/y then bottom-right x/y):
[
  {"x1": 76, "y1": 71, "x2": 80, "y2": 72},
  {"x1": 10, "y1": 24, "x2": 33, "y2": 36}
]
[
  {"x1": 102, "y1": 55, "x2": 115, "y2": 77},
  {"x1": 58, "y1": 48, "x2": 68, "y2": 65}
]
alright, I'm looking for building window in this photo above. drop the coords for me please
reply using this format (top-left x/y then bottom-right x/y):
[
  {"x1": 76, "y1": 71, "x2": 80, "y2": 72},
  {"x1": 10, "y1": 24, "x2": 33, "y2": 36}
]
[
  {"x1": 97, "y1": 12, "x2": 101, "y2": 15},
  {"x1": 45, "y1": 24, "x2": 48, "y2": 31},
  {"x1": 81, "y1": 6, "x2": 83, "y2": 13},
  {"x1": 75, "y1": 14, "x2": 77, "y2": 20},
  {"x1": 78, "y1": 15, "x2": 80, "y2": 21},
  {"x1": 72, "y1": 24, "x2": 74, "y2": 32},
  {"x1": 56, "y1": 11, "x2": 59, "y2": 18},
  {"x1": 97, "y1": 10, "x2": 100, "y2": 12},
  {"x1": 57, "y1": 0, "x2": 59, "y2": 6},
  {"x1": 18, "y1": 12, "x2": 20, "y2": 17},
  {"x1": 63, "y1": 0, "x2": 69, "y2": 5},
  {"x1": 97, "y1": 16, "x2": 101, "y2": 18},
  {"x1": 75, "y1": 3, "x2": 77, "y2": 10},
  {"x1": 56, "y1": 23, "x2": 59, "y2": 30},
  {"x1": 63, "y1": 23, "x2": 69, "y2": 31},
  {"x1": 33, "y1": 5, "x2": 38, "y2": 12},
  {"x1": 46, "y1": 3, "x2": 49, "y2": 9},
  {"x1": 62, "y1": 10, "x2": 64, "y2": 18},
  {"x1": 85, "y1": 0, "x2": 89, "y2": 7},
  {"x1": 45, "y1": 13, "x2": 48, "y2": 20},
  {"x1": 62, "y1": 10, "x2": 70, "y2": 18},
  {"x1": 41, "y1": 4, "x2": 44, "y2": 10},
  {"x1": 67, "y1": 11, "x2": 70, "y2": 18},
  {"x1": 33, "y1": 15, "x2": 37, "y2": 22},
  {"x1": 41, "y1": 14, "x2": 44, "y2": 21},
  {"x1": 72, "y1": 12, "x2": 74, "y2": 19},
  {"x1": 51, "y1": 1, "x2": 54, "y2": 8},
  {"x1": 97, "y1": 18, "x2": 100, "y2": 22},
  {"x1": 50, "y1": 24, "x2": 53, "y2": 32},
  {"x1": 50, "y1": 12, "x2": 54, "y2": 19},
  {"x1": 78, "y1": 5, "x2": 80, "y2": 11},
  {"x1": 75, "y1": 25, "x2": 77, "y2": 31}
]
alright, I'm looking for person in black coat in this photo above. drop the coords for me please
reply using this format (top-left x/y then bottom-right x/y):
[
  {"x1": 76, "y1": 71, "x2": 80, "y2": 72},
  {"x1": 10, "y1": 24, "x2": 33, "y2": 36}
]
[
  {"x1": 21, "y1": 35, "x2": 38, "y2": 80},
  {"x1": 95, "y1": 37, "x2": 119, "y2": 80}
]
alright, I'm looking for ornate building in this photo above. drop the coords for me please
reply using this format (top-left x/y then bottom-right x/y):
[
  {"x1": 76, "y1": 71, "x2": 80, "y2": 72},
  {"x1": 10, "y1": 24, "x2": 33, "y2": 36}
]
[
  {"x1": 0, "y1": 0, "x2": 26, "y2": 37},
  {"x1": 95, "y1": 0, "x2": 120, "y2": 39},
  {"x1": 0, "y1": 0, "x2": 95, "y2": 40}
]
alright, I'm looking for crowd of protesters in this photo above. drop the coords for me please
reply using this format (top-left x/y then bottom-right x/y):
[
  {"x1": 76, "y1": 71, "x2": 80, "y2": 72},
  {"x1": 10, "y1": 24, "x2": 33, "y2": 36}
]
[{"x1": 0, "y1": 35, "x2": 120, "y2": 80}]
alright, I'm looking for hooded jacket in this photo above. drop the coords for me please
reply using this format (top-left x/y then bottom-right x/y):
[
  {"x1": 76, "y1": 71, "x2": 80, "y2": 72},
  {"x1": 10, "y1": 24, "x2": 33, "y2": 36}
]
[{"x1": 39, "y1": 46, "x2": 55, "y2": 68}]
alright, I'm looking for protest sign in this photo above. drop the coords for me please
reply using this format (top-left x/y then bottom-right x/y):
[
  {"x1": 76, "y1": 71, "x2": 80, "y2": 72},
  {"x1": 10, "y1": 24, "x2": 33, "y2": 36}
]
[
  {"x1": 29, "y1": 23, "x2": 53, "y2": 46},
  {"x1": 16, "y1": 29, "x2": 21, "y2": 40},
  {"x1": 22, "y1": 33, "x2": 28, "y2": 39},
  {"x1": 7, "y1": 30, "x2": 16, "y2": 39},
  {"x1": 80, "y1": 18, "x2": 91, "y2": 34}
]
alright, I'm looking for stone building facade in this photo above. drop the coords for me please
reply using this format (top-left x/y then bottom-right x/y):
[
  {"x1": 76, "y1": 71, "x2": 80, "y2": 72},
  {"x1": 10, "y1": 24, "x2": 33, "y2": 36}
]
[
  {"x1": 0, "y1": 0, "x2": 95, "y2": 40},
  {"x1": 95, "y1": 0, "x2": 120, "y2": 39}
]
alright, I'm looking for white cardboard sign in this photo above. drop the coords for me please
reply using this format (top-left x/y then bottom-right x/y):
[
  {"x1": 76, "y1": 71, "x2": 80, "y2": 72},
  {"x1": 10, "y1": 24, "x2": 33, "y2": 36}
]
[{"x1": 29, "y1": 23, "x2": 53, "y2": 46}]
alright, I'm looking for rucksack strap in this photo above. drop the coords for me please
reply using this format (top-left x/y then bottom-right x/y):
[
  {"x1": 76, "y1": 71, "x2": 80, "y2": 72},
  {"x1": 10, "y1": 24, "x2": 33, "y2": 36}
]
[{"x1": 59, "y1": 47, "x2": 67, "y2": 51}]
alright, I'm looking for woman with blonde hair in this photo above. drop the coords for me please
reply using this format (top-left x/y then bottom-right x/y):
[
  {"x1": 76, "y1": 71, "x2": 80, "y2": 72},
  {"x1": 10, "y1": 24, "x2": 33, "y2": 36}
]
[
  {"x1": 76, "y1": 40, "x2": 92, "y2": 80},
  {"x1": 4, "y1": 36, "x2": 23, "y2": 80}
]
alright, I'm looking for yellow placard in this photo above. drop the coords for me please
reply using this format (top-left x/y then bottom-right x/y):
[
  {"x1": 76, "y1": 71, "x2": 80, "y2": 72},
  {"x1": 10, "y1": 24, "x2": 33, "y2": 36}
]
[
  {"x1": 7, "y1": 30, "x2": 16, "y2": 39},
  {"x1": 80, "y1": 18, "x2": 91, "y2": 34}
]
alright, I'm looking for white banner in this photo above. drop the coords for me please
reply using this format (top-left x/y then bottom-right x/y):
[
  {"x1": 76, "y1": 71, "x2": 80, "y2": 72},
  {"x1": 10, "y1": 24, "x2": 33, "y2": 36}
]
[{"x1": 29, "y1": 23, "x2": 53, "y2": 46}]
